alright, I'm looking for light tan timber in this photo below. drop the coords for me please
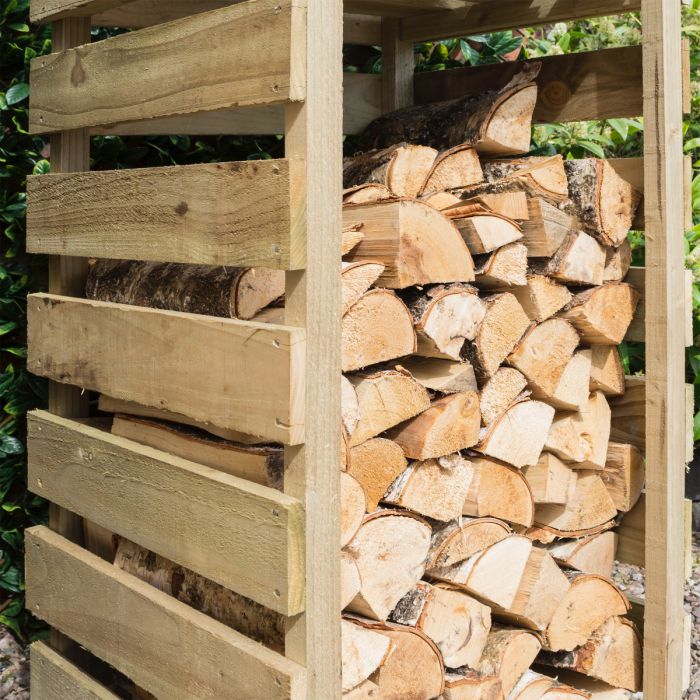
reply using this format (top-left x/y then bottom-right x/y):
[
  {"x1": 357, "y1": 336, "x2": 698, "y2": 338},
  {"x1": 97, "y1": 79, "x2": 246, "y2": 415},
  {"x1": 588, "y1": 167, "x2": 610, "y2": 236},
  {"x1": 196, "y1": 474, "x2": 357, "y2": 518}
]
[
  {"x1": 389, "y1": 391, "x2": 481, "y2": 460},
  {"x1": 549, "y1": 350, "x2": 592, "y2": 412},
  {"x1": 28, "y1": 294, "x2": 305, "y2": 444},
  {"x1": 479, "y1": 367, "x2": 528, "y2": 426},
  {"x1": 347, "y1": 438, "x2": 407, "y2": 511},
  {"x1": 476, "y1": 400, "x2": 555, "y2": 469},
  {"x1": 111, "y1": 414, "x2": 284, "y2": 489},
  {"x1": 602, "y1": 442, "x2": 645, "y2": 512},
  {"x1": 520, "y1": 198, "x2": 574, "y2": 257},
  {"x1": 463, "y1": 457, "x2": 534, "y2": 527},
  {"x1": 341, "y1": 618, "x2": 392, "y2": 693},
  {"x1": 27, "y1": 410, "x2": 303, "y2": 615},
  {"x1": 544, "y1": 231, "x2": 606, "y2": 287},
  {"x1": 342, "y1": 261, "x2": 385, "y2": 314},
  {"x1": 544, "y1": 573, "x2": 630, "y2": 652},
  {"x1": 380, "y1": 13, "x2": 414, "y2": 112},
  {"x1": 420, "y1": 144, "x2": 483, "y2": 194},
  {"x1": 30, "y1": 0, "x2": 305, "y2": 134},
  {"x1": 442, "y1": 670, "x2": 503, "y2": 700},
  {"x1": 538, "y1": 617, "x2": 642, "y2": 692},
  {"x1": 604, "y1": 240, "x2": 633, "y2": 282},
  {"x1": 454, "y1": 211, "x2": 523, "y2": 255},
  {"x1": 27, "y1": 160, "x2": 304, "y2": 269},
  {"x1": 473, "y1": 242, "x2": 528, "y2": 290},
  {"x1": 341, "y1": 289, "x2": 416, "y2": 371},
  {"x1": 609, "y1": 376, "x2": 645, "y2": 452},
  {"x1": 383, "y1": 453, "x2": 474, "y2": 522},
  {"x1": 395, "y1": 357, "x2": 478, "y2": 395},
  {"x1": 589, "y1": 346, "x2": 625, "y2": 397},
  {"x1": 30, "y1": 641, "x2": 120, "y2": 700},
  {"x1": 390, "y1": 580, "x2": 491, "y2": 669},
  {"x1": 341, "y1": 472, "x2": 367, "y2": 548},
  {"x1": 31, "y1": 0, "x2": 125, "y2": 23},
  {"x1": 511, "y1": 275, "x2": 572, "y2": 323},
  {"x1": 548, "y1": 531, "x2": 618, "y2": 578},
  {"x1": 478, "y1": 626, "x2": 542, "y2": 696},
  {"x1": 522, "y1": 452, "x2": 574, "y2": 505},
  {"x1": 343, "y1": 199, "x2": 474, "y2": 288},
  {"x1": 26, "y1": 527, "x2": 306, "y2": 699},
  {"x1": 347, "y1": 369, "x2": 431, "y2": 447}
]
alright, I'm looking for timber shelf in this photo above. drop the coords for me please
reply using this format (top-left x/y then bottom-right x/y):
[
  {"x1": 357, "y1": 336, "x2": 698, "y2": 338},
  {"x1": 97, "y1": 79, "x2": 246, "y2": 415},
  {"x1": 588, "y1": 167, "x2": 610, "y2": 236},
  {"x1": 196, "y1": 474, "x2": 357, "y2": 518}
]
[{"x1": 24, "y1": 0, "x2": 691, "y2": 698}]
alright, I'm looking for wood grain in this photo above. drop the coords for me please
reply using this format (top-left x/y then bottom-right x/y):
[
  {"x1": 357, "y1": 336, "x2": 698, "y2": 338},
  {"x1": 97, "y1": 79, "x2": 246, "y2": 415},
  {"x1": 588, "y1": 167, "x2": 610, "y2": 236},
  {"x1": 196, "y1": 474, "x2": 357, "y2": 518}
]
[
  {"x1": 381, "y1": 17, "x2": 414, "y2": 112},
  {"x1": 26, "y1": 527, "x2": 307, "y2": 700},
  {"x1": 29, "y1": 0, "x2": 305, "y2": 133},
  {"x1": 27, "y1": 294, "x2": 305, "y2": 444},
  {"x1": 27, "y1": 159, "x2": 304, "y2": 269},
  {"x1": 30, "y1": 0, "x2": 123, "y2": 23},
  {"x1": 28, "y1": 410, "x2": 305, "y2": 614}
]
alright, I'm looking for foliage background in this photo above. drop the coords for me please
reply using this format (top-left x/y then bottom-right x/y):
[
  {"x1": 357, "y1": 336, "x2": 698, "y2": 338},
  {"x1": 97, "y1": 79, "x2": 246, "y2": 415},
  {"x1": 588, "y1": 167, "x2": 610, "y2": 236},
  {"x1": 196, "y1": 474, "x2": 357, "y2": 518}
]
[{"x1": 1, "y1": 0, "x2": 699, "y2": 638}]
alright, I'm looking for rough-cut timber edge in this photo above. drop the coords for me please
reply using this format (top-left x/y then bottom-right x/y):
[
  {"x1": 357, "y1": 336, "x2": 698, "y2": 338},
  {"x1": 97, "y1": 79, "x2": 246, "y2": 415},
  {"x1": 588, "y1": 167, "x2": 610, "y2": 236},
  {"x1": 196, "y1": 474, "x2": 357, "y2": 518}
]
[
  {"x1": 27, "y1": 410, "x2": 304, "y2": 615},
  {"x1": 27, "y1": 293, "x2": 305, "y2": 444},
  {"x1": 29, "y1": 0, "x2": 306, "y2": 134},
  {"x1": 25, "y1": 526, "x2": 306, "y2": 700},
  {"x1": 31, "y1": 641, "x2": 120, "y2": 699}
]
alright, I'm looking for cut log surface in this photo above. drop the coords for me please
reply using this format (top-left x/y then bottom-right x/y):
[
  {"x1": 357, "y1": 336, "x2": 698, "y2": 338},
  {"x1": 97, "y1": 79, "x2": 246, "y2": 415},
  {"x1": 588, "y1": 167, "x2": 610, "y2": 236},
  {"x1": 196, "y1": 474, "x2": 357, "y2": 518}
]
[
  {"x1": 564, "y1": 159, "x2": 641, "y2": 248},
  {"x1": 343, "y1": 144, "x2": 438, "y2": 198},
  {"x1": 110, "y1": 413, "x2": 284, "y2": 489},
  {"x1": 479, "y1": 367, "x2": 528, "y2": 426},
  {"x1": 474, "y1": 242, "x2": 528, "y2": 290},
  {"x1": 508, "y1": 670, "x2": 555, "y2": 699},
  {"x1": 86, "y1": 259, "x2": 283, "y2": 320},
  {"x1": 348, "y1": 370, "x2": 431, "y2": 447},
  {"x1": 538, "y1": 617, "x2": 642, "y2": 692},
  {"x1": 603, "y1": 240, "x2": 632, "y2": 282},
  {"x1": 602, "y1": 442, "x2": 644, "y2": 513},
  {"x1": 589, "y1": 346, "x2": 625, "y2": 397},
  {"x1": 549, "y1": 350, "x2": 592, "y2": 412},
  {"x1": 547, "y1": 531, "x2": 618, "y2": 578},
  {"x1": 550, "y1": 673, "x2": 632, "y2": 698},
  {"x1": 520, "y1": 198, "x2": 573, "y2": 258},
  {"x1": 390, "y1": 580, "x2": 491, "y2": 669},
  {"x1": 343, "y1": 200, "x2": 474, "y2": 288},
  {"x1": 420, "y1": 144, "x2": 483, "y2": 195},
  {"x1": 401, "y1": 284, "x2": 486, "y2": 361},
  {"x1": 396, "y1": 357, "x2": 478, "y2": 395},
  {"x1": 342, "y1": 261, "x2": 385, "y2": 314},
  {"x1": 544, "y1": 230, "x2": 606, "y2": 287},
  {"x1": 476, "y1": 400, "x2": 555, "y2": 469},
  {"x1": 522, "y1": 453, "x2": 574, "y2": 505},
  {"x1": 383, "y1": 453, "x2": 474, "y2": 522},
  {"x1": 342, "y1": 375, "x2": 361, "y2": 439},
  {"x1": 347, "y1": 438, "x2": 408, "y2": 511},
  {"x1": 560, "y1": 284, "x2": 640, "y2": 345},
  {"x1": 343, "y1": 184, "x2": 393, "y2": 206},
  {"x1": 543, "y1": 573, "x2": 630, "y2": 652},
  {"x1": 341, "y1": 617, "x2": 393, "y2": 693},
  {"x1": 479, "y1": 627, "x2": 542, "y2": 696},
  {"x1": 452, "y1": 182, "x2": 530, "y2": 220},
  {"x1": 342, "y1": 289, "x2": 416, "y2": 372},
  {"x1": 389, "y1": 391, "x2": 481, "y2": 460},
  {"x1": 483, "y1": 155, "x2": 569, "y2": 202},
  {"x1": 343, "y1": 223, "x2": 366, "y2": 255},
  {"x1": 343, "y1": 679, "x2": 381, "y2": 699},
  {"x1": 342, "y1": 472, "x2": 367, "y2": 548},
  {"x1": 463, "y1": 457, "x2": 535, "y2": 527},
  {"x1": 455, "y1": 212, "x2": 523, "y2": 256},
  {"x1": 345, "y1": 511, "x2": 432, "y2": 621},
  {"x1": 341, "y1": 550, "x2": 362, "y2": 610},
  {"x1": 512, "y1": 275, "x2": 573, "y2": 323},
  {"x1": 442, "y1": 670, "x2": 503, "y2": 700}
]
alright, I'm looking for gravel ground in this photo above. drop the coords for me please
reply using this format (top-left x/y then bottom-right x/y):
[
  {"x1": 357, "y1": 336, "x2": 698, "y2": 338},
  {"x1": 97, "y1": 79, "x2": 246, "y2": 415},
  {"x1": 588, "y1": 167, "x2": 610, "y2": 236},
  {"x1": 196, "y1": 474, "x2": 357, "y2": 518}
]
[{"x1": 0, "y1": 629, "x2": 28, "y2": 700}]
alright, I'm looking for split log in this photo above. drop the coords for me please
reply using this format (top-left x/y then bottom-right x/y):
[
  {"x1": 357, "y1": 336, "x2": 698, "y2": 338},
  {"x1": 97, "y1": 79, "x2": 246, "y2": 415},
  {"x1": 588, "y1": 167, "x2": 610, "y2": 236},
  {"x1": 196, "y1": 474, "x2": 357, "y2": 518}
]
[
  {"x1": 560, "y1": 284, "x2": 640, "y2": 345},
  {"x1": 479, "y1": 367, "x2": 528, "y2": 426},
  {"x1": 454, "y1": 211, "x2": 523, "y2": 255},
  {"x1": 342, "y1": 550, "x2": 362, "y2": 610},
  {"x1": 342, "y1": 375, "x2": 361, "y2": 439},
  {"x1": 86, "y1": 259, "x2": 283, "y2": 320},
  {"x1": 343, "y1": 223, "x2": 365, "y2": 255},
  {"x1": 110, "y1": 414, "x2": 283, "y2": 489},
  {"x1": 357, "y1": 67, "x2": 539, "y2": 154},
  {"x1": 538, "y1": 616, "x2": 642, "y2": 692},
  {"x1": 345, "y1": 511, "x2": 432, "y2": 620},
  {"x1": 543, "y1": 573, "x2": 630, "y2": 652},
  {"x1": 420, "y1": 143, "x2": 483, "y2": 194},
  {"x1": 389, "y1": 391, "x2": 481, "y2": 460},
  {"x1": 548, "y1": 673, "x2": 633, "y2": 699},
  {"x1": 520, "y1": 198, "x2": 573, "y2": 257},
  {"x1": 343, "y1": 144, "x2": 438, "y2": 198},
  {"x1": 342, "y1": 261, "x2": 385, "y2": 314},
  {"x1": 347, "y1": 370, "x2": 431, "y2": 447},
  {"x1": 382, "y1": 454, "x2": 475, "y2": 522},
  {"x1": 522, "y1": 453, "x2": 574, "y2": 505},
  {"x1": 541, "y1": 231, "x2": 606, "y2": 287},
  {"x1": 442, "y1": 670, "x2": 503, "y2": 700},
  {"x1": 347, "y1": 438, "x2": 407, "y2": 511},
  {"x1": 547, "y1": 531, "x2": 618, "y2": 578},
  {"x1": 609, "y1": 376, "x2": 644, "y2": 451},
  {"x1": 509, "y1": 670, "x2": 558, "y2": 699},
  {"x1": 463, "y1": 457, "x2": 534, "y2": 527},
  {"x1": 343, "y1": 679, "x2": 381, "y2": 699},
  {"x1": 462, "y1": 292, "x2": 531, "y2": 380},
  {"x1": 395, "y1": 357, "x2": 478, "y2": 395},
  {"x1": 479, "y1": 626, "x2": 542, "y2": 696},
  {"x1": 602, "y1": 442, "x2": 644, "y2": 513},
  {"x1": 459, "y1": 189, "x2": 530, "y2": 221},
  {"x1": 589, "y1": 346, "x2": 625, "y2": 397},
  {"x1": 390, "y1": 580, "x2": 491, "y2": 669},
  {"x1": 343, "y1": 199, "x2": 474, "y2": 287},
  {"x1": 507, "y1": 319, "x2": 580, "y2": 399},
  {"x1": 342, "y1": 472, "x2": 367, "y2": 548},
  {"x1": 483, "y1": 155, "x2": 569, "y2": 202},
  {"x1": 603, "y1": 240, "x2": 632, "y2": 282},
  {"x1": 341, "y1": 617, "x2": 393, "y2": 693},
  {"x1": 401, "y1": 284, "x2": 486, "y2": 361},
  {"x1": 342, "y1": 289, "x2": 416, "y2": 372},
  {"x1": 511, "y1": 275, "x2": 572, "y2": 323},
  {"x1": 476, "y1": 399, "x2": 555, "y2": 469},
  {"x1": 473, "y1": 242, "x2": 528, "y2": 290},
  {"x1": 564, "y1": 159, "x2": 642, "y2": 248},
  {"x1": 422, "y1": 190, "x2": 462, "y2": 211},
  {"x1": 343, "y1": 183, "x2": 393, "y2": 206},
  {"x1": 114, "y1": 538, "x2": 284, "y2": 652},
  {"x1": 548, "y1": 350, "x2": 592, "y2": 412}
]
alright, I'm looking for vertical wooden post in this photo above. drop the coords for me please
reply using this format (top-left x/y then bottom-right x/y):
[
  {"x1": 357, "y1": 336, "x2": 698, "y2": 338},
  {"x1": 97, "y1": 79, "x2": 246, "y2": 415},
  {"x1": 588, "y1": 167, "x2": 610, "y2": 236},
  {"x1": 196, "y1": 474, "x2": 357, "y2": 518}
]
[
  {"x1": 381, "y1": 17, "x2": 414, "y2": 112},
  {"x1": 284, "y1": 0, "x2": 343, "y2": 697},
  {"x1": 642, "y1": 0, "x2": 687, "y2": 697}
]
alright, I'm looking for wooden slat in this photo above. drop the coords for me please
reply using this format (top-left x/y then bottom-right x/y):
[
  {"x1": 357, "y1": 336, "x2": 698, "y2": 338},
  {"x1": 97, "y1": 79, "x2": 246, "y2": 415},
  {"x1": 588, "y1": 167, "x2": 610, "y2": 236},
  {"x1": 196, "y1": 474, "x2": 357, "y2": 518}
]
[
  {"x1": 28, "y1": 410, "x2": 304, "y2": 614},
  {"x1": 29, "y1": 0, "x2": 305, "y2": 134},
  {"x1": 31, "y1": 642, "x2": 119, "y2": 700},
  {"x1": 381, "y1": 17, "x2": 414, "y2": 112},
  {"x1": 415, "y1": 46, "x2": 643, "y2": 123},
  {"x1": 27, "y1": 294, "x2": 305, "y2": 444},
  {"x1": 30, "y1": 0, "x2": 123, "y2": 23},
  {"x1": 27, "y1": 160, "x2": 304, "y2": 269},
  {"x1": 26, "y1": 526, "x2": 306, "y2": 700}
]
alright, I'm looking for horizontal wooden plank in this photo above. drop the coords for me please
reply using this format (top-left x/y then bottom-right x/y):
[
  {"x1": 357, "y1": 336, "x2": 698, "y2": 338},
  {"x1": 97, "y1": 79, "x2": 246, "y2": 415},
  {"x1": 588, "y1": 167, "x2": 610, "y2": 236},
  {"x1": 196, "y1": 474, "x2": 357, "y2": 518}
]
[
  {"x1": 28, "y1": 410, "x2": 304, "y2": 614},
  {"x1": 27, "y1": 160, "x2": 303, "y2": 269},
  {"x1": 27, "y1": 294, "x2": 305, "y2": 444},
  {"x1": 30, "y1": 0, "x2": 123, "y2": 23},
  {"x1": 29, "y1": 0, "x2": 305, "y2": 134},
  {"x1": 30, "y1": 642, "x2": 120, "y2": 700},
  {"x1": 26, "y1": 526, "x2": 306, "y2": 700},
  {"x1": 415, "y1": 46, "x2": 643, "y2": 123}
]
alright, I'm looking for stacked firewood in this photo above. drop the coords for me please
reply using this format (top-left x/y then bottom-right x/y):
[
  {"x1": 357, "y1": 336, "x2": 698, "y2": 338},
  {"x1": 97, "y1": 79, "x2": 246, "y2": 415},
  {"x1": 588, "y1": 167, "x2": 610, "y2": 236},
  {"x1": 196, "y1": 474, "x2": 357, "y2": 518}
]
[{"x1": 88, "y1": 69, "x2": 643, "y2": 700}]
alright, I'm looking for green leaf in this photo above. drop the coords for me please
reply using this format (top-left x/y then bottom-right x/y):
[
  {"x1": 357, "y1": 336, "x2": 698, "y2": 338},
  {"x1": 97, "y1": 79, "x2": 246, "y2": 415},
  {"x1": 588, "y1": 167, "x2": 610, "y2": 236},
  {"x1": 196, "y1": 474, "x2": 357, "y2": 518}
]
[
  {"x1": 5, "y1": 82, "x2": 29, "y2": 105},
  {"x1": 578, "y1": 140, "x2": 606, "y2": 158}
]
